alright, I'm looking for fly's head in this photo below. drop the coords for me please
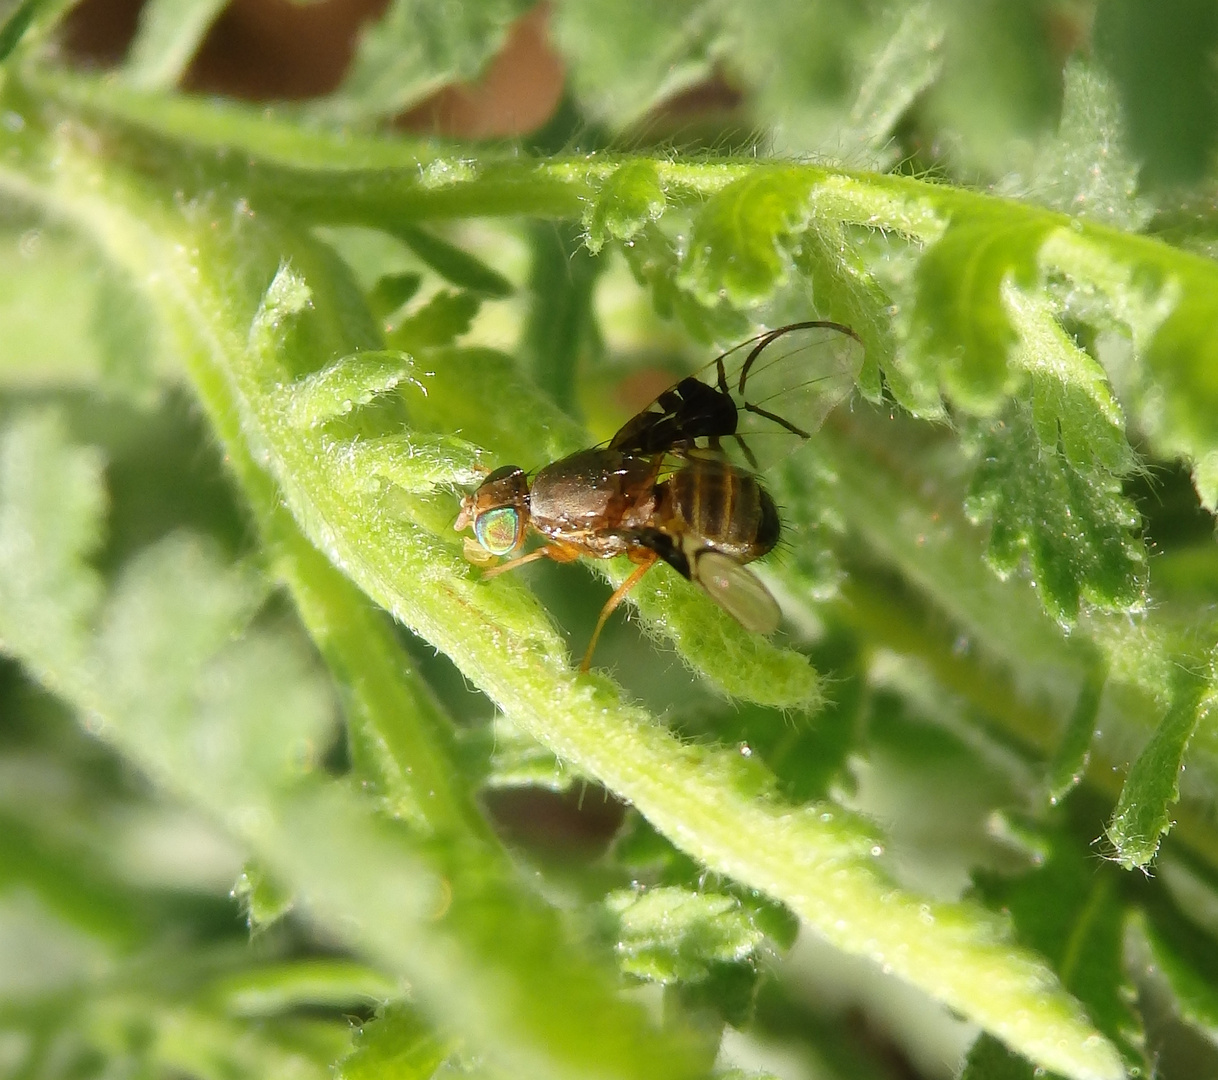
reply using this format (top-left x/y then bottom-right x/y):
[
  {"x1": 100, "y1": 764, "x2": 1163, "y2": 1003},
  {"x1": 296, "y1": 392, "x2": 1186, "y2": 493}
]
[{"x1": 454, "y1": 465, "x2": 530, "y2": 566}]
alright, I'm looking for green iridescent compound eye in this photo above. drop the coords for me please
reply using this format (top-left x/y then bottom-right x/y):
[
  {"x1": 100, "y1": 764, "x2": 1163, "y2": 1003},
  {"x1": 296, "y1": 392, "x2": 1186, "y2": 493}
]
[{"x1": 475, "y1": 506, "x2": 521, "y2": 555}]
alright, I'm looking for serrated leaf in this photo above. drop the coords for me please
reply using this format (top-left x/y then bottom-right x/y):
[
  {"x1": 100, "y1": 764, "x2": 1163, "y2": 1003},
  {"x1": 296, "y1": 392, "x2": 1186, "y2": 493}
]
[
  {"x1": 682, "y1": 170, "x2": 815, "y2": 309},
  {"x1": 1028, "y1": 57, "x2": 1153, "y2": 231},
  {"x1": 394, "y1": 225, "x2": 513, "y2": 298},
  {"x1": 233, "y1": 862, "x2": 295, "y2": 930},
  {"x1": 368, "y1": 272, "x2": 423, "y2": 320},
  {"x1": 342, "y1": 432, "x2": 483, "y2": 494},
  {"x1": 283, "y1": 350, "x2": 417, "y2": 429},
  {"x1": 731, "y1": 0, "x2": 861, "y2": 152},
  {"x1": 791, "y1": 221, "x2": 892, "y2": 398},
  {"x1": 553, "y1": 0, "x2": 726, "y2": 123},
  {"x1": 965, "y1": 407, "x2": 1146, "y2": 625},
  {"x1": 911, "y1": 211, "x2": 1052, "y2": 410},
  {"x1": 338, "y1": 1003, "x2": 453, "y2": 1080},
  {"x1": 1106, "y1": 665, "x2": 1209, "y2": 869},
  {"x1": 1045, "y1": 666, "x2": 1106, "y2": 805},
  {"x1": 1004, "y1": 284, "x2": 1135, "y2": 477},
  {"x1": 1139, "y1": 270, "x2": 1218, "y2": 511},
  {"x1": 319, "y1": 0, "x2": 534, "y2": 124},
  {"x1": 846, "y1": 3, "x2": 945, "y2": 162},
  {"x1": 607, "y1": 886, "x2": 767, "y2": 984},
  {"x1": 0, "y1": 410, "x2": 106, "y2": 681},
  {"x1": 584, "y1": 160, "x2": 666, "y2": 255},
  {"x1": 123, "y1": 0, "x2": 227, "y2": 90},
  {"x1": 621, "y1": 223, "x2": 749, "y2": 343},
  {"x1": 32, "y1": 143, "x2": 1138, "y2": 1080},
  {"x1": 386, "y1": 291, "x2": 481, "y2": 351}
]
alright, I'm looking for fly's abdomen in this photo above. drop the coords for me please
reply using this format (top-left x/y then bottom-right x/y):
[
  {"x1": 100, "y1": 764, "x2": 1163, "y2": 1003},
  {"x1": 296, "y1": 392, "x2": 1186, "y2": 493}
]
[{"x1": 664, "y1": 460, "x2": 779, "y2": 562}]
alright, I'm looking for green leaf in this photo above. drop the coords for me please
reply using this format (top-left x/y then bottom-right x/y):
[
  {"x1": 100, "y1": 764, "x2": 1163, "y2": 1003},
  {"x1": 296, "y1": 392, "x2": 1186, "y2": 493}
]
[
  {"x1": 1138, "y1": 265, "x2": 1218, "y2": 510},
  {"x1": 319, "y1": 0, "x2": 535, "y2": 124},
  {"x1": 0, "y1": 0, "x2": 43, "y2": 63},
  {"x1": 584, "y1": 159, "x2": 667, "y2": 255},
  {"x1": 682, "y1": 169, "x2": 815, "y2": 309},
  {"x1": 0, "y1": 804, "x2": 146, "y2": 947},
  {"x1": 972, "y1": 819, "x2": 1147, "y2": 1073},
  {"x1": 928, "y1": 0, "x2": 1064, "y2": 170},
  {"x1": 91, "y1": 268, "x2": 163, "y2": 402},
  {"x1": 232, "y1": 862, "x2": 295, "y2": 930},
  {"x1": 1004, "y1": 284, "x2": 1135, "y2": 477},
  {"x1": 367, "y1": 272, "x2": 423, "y2": 320},
  {"x1": 910, "y1": 210, "x2": 1052, "y2": 411},
  {"x1": 553, "y1": 0, "x2": 725, "y2": 124},
  {"x1": 791, "y1": 221, "x2": 892, "y2": 398},
  {"x1": 4, "y1": 115, "x2": 1158, "y2": 1080},
  {"x1": 965, "y1": 407, "x2": 1146, "y2": 625},
  {"x1": 481, "y1": 711, "x2": 573, "y2": 793},
  {"x1": 607, "y1": 886, "x2": 767, "y2": 984},
  {"x1": 1045, "y1": 666, "x2": 1106, "y2": 805},
  {"x1": 0, "y1": 410, "x2": 106, "y2": 684},
  {"x1": 608, "y1": 881, "x2": 784, "y2": 1032},
  {"x1": 845, "y1": 3, "x2": 946, "y2": 163},
  {"x1": 731, "y1": 0, "x2": 861, "y2": 152},
  {"x1": 386, "y1": 290, "x2": 481, "y2": 351},
  {"x1": 209, "y1": 959, "x2": 396, "y2": 1016},
  {"x1": 339, "y1": 1002, "x2": 453, "y2": 1080},
  {"x1": 1131, "y1": 908, "x2": 1218, "y2": 1048},
  {"x1": 97, "y1": 534, "x2": 333, "y2": 805},
  {"x1": 283, "y1": 350, "x2": 416, "y2": 429},
  {"x1": 520, "y1": 220, "x2": 601, "y2": 413},
  {"x1": 620, "y1": 223, "x2": 749, "y2": 343},
  {"x1": 123, "y1": 0, "x2": 227, "y2": 91},
  {"x1": 394, "y1": 225, "x2": 513, "y2": 298},
  {"x1": 1106, "y1": 665, "x2": 1210, "y2": 868},
  {"x1": 1027, "y1": 57, "x2": 1153, "y2": 231}
]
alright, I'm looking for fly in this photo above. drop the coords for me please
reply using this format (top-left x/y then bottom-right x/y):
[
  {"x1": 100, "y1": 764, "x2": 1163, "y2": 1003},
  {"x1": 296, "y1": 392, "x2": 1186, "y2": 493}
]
[{"x1": 454, "y1": 321, "x2": 864, "y2": 671}]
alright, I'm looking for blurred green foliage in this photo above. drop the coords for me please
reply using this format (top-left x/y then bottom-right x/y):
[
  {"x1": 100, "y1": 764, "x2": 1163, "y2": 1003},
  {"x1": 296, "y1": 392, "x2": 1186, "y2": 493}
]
[{"x1": 3, "y1": 2, "x2": 1218, "y2": 1080}]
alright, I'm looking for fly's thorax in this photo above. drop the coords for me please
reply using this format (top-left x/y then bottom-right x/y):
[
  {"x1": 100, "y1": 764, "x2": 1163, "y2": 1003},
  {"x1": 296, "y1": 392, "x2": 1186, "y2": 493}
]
[
  {"x1": 529, "y1": 450, "x2": 656, "y2": 538},
  {"x1": 456, "y1": 464, "x2": 530, "y2": 560},
  {"x1": 660, "y1": 458, "x2": 779, "y2": 562}
]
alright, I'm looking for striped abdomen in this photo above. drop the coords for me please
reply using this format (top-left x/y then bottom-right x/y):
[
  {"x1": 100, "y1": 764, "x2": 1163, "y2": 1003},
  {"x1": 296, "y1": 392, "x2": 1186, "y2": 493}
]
[{"x1": 658, "y1": 458, "x2": 779, "y2": 563}]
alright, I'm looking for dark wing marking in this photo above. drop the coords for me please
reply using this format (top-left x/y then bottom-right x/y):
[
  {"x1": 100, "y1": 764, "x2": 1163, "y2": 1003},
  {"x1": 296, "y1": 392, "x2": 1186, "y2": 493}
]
[{"x1": 608, "y1": 321, "x2": 863, "y2": 473}]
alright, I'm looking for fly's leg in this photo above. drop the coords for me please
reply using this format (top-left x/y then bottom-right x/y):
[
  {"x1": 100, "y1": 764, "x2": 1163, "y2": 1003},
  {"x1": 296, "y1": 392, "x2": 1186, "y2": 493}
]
[
  {"x1": 581, "y1": 547, "x2": 658, "y2": 673},
  {"x1": 481, "y1": 541, "x2": 582, "y2": 579}
]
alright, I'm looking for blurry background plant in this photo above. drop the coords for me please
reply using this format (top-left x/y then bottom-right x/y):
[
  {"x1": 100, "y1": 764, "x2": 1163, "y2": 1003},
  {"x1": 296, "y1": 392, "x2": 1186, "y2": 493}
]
[{"x1": 3, "y1": 1, "x2": 1218, "y2": 1079}]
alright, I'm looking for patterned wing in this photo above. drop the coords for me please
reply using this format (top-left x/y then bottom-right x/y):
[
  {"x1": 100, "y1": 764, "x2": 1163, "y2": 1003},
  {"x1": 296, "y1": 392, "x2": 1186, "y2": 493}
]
[{"x1": 608, "y1": 321, "x2": 863, "y2": 473}]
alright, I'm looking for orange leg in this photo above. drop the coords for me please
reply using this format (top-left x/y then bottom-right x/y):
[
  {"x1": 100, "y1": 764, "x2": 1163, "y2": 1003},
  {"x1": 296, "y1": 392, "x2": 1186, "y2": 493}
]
[
  {"x1": 580, "y1": 548, "x2": 658, "y2": 673},
  {"x1": 481, "y1": 548, "x2": 548, "y2": 579},
  {"x1": 481, "y1": 541, "x2": 582, "y2": 580}
]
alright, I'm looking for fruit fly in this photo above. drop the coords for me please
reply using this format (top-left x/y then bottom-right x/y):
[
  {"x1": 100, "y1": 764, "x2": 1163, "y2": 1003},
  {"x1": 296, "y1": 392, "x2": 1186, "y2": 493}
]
[{"x1": 454, "y1": 321, "x2": 864, "y2": 671}]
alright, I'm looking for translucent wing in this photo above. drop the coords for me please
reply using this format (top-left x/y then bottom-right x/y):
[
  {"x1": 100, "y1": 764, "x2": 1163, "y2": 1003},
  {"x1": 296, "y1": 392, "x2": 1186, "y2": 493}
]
[
  {"x1": 609, "y1": 321, "x2": 863, "y2": 474},
  {"x1": 692, "y1": 549, "x2": 781, "y2": 633}
]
